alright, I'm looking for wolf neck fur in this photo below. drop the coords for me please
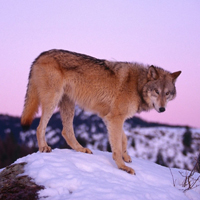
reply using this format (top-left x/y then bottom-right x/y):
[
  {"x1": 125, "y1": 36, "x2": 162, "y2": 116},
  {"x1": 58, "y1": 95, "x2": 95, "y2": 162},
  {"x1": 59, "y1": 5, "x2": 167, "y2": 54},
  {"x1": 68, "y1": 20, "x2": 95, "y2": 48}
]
[{"x1": 136, "y1": 67, "x2": 153, "y2": 113}]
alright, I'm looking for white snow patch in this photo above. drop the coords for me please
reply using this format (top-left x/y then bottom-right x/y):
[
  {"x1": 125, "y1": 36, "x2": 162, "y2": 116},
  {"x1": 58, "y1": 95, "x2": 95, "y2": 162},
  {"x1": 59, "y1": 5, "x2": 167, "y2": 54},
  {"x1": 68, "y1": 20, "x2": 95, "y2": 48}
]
[{"x1": 13, "y1": 149, "x2": 200, "y2": 200}]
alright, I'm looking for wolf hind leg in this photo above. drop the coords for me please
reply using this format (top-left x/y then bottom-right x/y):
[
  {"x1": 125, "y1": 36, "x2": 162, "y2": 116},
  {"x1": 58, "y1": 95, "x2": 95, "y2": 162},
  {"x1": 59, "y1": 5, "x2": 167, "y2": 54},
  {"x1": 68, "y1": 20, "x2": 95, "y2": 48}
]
[
  {"x1": 37, "y1": 91, "x2": 63, "y2": 152},
  {"x1": 59, "y1": 95, "x2": 92, "y2": 154}
]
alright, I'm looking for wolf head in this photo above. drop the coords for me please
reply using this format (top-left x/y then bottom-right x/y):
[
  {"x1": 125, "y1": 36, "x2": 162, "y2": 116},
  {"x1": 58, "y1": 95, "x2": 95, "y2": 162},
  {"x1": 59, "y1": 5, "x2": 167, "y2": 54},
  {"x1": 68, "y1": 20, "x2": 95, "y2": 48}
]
[{"x1": 143, "y1": 65, "x2": 181, "y2": 113}]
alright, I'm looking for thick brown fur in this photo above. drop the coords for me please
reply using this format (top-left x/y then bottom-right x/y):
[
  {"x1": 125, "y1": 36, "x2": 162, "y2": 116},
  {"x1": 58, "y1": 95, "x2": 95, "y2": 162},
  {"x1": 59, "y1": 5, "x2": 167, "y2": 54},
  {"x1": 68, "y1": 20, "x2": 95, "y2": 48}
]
[{"x1": 21, "y1": 49, "x2": 181, "y2": 174}]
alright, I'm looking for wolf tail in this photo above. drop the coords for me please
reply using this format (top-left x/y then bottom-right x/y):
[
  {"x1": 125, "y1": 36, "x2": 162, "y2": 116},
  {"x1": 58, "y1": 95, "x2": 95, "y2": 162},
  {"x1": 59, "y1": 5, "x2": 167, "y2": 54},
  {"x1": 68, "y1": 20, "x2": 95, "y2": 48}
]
[{"x1": 21, "y1": 68, "x2": 39, "y2": 131}]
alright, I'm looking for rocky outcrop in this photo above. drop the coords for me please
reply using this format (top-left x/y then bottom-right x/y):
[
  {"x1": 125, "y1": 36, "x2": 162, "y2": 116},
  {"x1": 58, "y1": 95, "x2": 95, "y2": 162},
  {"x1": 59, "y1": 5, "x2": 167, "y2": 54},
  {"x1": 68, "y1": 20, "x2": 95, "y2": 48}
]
[{"x1": 0, "y1": 162, "x2": 44, "y2": 200}]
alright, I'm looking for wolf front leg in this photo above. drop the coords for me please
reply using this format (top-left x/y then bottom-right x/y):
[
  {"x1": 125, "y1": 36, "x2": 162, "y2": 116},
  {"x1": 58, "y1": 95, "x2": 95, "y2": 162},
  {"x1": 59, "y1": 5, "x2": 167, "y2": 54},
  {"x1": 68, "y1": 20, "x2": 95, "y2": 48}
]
[
  {"x1": 105, "y1": 115, "x2": 135, "y2": 175},
  {"x1": 122, "y1": 130, "x2": 132, "y2": 163}
]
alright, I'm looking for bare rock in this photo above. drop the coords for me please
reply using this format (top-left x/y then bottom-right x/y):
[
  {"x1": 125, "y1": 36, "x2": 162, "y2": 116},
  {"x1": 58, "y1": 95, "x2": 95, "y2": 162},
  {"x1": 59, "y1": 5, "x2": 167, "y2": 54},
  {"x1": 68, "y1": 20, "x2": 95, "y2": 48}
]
[{"x1": 0, "y1": 162, "x2": 44, "y2": 200}]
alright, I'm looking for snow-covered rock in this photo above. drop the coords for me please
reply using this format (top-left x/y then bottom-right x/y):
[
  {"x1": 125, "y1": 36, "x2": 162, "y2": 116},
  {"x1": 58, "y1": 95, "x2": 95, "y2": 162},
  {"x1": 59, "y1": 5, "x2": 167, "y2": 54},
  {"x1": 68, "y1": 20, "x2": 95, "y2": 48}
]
[{"x1": 9, "y1": 149, "x2": 200, "y2": 200}]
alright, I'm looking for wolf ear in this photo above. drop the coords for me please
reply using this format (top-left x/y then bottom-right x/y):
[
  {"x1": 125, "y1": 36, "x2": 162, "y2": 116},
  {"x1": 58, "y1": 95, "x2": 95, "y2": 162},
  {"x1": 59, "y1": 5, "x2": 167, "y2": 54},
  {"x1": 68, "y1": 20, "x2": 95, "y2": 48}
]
[
  {"x1": 171, "y1": 71, "x2": 181, "y2": 82},
  {"x1": 147, "y1": 65, "x2": 158, "y2": 80}
]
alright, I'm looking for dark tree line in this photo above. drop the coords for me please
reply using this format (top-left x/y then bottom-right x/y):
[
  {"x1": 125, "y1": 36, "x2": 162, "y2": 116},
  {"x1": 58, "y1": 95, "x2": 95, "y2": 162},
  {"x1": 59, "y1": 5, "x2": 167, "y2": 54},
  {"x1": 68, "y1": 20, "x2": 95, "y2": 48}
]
[{"x1": 0, "y1": 131, "x2": 37, "y2": 168}]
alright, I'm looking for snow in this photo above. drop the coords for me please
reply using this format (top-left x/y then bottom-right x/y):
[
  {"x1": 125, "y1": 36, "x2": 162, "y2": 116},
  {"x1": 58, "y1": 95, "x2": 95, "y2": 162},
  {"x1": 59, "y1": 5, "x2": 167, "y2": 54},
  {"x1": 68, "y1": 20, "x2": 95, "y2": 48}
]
[{"x1": 14, "y1": 149, "x2": 200, "y2": 200}]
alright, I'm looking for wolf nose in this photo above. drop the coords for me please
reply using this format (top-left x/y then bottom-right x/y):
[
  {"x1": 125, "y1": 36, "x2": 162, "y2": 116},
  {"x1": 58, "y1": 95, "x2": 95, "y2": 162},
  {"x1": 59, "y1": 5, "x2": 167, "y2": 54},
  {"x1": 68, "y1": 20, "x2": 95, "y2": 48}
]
[{"x1": 159, "y1": 107, "x2": 165, "y2": 112}]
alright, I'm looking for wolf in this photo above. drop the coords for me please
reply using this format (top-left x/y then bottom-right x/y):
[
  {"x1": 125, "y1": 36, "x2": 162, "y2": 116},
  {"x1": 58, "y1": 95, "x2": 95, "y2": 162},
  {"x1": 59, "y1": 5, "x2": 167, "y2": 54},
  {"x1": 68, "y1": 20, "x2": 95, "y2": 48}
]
[{"x1": 21, "y1": 49, "x2": 181, "y2": 174}]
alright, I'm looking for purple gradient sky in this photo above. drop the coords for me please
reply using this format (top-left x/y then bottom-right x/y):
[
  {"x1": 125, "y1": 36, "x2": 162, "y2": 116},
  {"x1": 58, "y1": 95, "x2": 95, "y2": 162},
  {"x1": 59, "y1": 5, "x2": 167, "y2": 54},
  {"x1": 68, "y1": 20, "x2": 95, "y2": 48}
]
[{"x1": 0, "y1": 1, "x2": 200, "y2": 128}]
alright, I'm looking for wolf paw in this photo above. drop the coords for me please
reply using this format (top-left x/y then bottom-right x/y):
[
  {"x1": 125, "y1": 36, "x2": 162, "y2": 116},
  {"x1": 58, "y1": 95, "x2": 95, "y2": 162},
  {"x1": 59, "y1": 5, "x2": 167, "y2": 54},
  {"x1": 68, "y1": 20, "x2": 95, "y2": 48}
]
[
  {"x1": 39, "y1": 145, "x2": 52, "y2": 153},
  {"x1": 123, "y1": 154, "x2": 132, "y2": 163},
  {"x1": 119, "y1": 165, "x2": 135, "y2": 175},
  {"x1": 78, "y1": 147, "x2": 93, "y2": 154}
]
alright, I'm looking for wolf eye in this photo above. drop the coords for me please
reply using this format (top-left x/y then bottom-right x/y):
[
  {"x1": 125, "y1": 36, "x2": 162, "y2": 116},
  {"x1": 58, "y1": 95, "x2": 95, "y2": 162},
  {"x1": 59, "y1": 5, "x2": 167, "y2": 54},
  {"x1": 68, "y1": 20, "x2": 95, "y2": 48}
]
[
  {"x1": 166, "y1": 91, "x2": 170, "y2": 96},
  {"x1": 155, "y1": 89, "x2": 159, "y2": 95}
]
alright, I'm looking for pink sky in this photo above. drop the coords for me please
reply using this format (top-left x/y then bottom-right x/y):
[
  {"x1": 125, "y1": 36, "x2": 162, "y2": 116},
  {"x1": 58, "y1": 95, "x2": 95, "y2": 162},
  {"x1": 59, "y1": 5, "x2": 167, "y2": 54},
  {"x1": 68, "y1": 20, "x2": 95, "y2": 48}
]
[{"x1": 0, "y1": 1, "x2": 200, "y2": 128}]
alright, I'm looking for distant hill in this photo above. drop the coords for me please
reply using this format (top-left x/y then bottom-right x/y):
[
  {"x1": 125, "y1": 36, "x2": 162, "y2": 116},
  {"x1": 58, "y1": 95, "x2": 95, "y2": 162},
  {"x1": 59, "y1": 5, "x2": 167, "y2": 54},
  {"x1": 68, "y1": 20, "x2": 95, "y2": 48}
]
[
  {"x1": 0, "y1": 107, "x2": 181, "y2": 142},
  {"x1": 0, "y1": 107, "x2": 199, "y2": 171}
]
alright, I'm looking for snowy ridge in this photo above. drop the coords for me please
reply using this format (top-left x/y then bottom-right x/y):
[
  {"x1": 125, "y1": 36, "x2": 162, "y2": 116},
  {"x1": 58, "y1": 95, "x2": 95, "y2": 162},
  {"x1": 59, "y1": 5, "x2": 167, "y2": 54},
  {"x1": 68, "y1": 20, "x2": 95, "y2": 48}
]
[
  {"x1": 15, "y1": 149, "x2": 200, "y2": 200},
  {"x1": 2, "y1": 107, "x2": 198, "y2": 171},
  {"x1": 124, "y1": 126, "x2": 200, "y2": 170}
]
